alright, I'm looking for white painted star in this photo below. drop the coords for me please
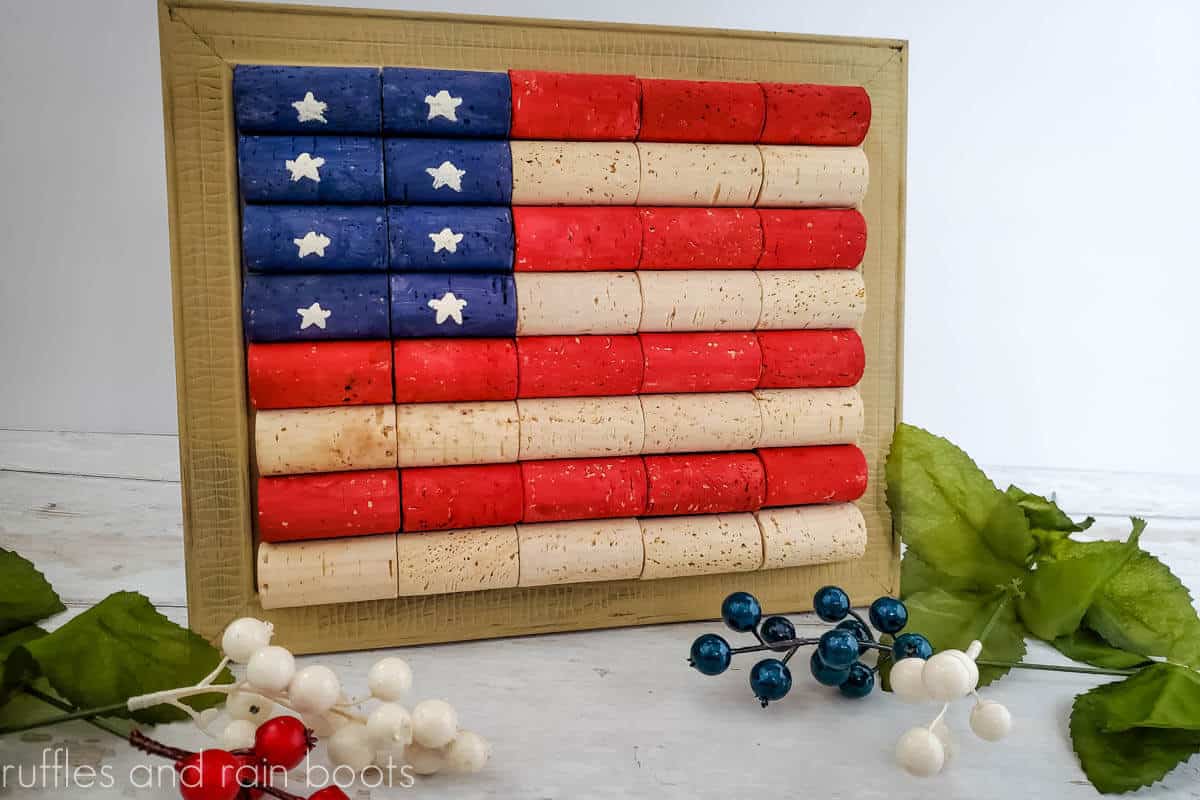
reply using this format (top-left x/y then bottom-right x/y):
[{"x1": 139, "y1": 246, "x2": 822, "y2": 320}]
[
  {"x1": 291, "y1": 91, "x2": 328, "y2": 124},
  {"x1": 293, "y1": 231, "x2": 331, "y2": 258},
  {"x1": 425, "y1": 160, "x2": 465, "y2": 192},
  {"x1": 296, "y1": 302, "x2": 332, "y2": 330},
  {"x1": 429, "y1": 227, "x2": 465, "y2": 254},
  {"x1": 427, "y1": 292, "x2": 467, "y2": 325},
  {"x1": 424, "y1": 89, "x2": 464, "y2": 122},
  {"x1": 285, "y1": 152, "x2": 325, "y2": 183}
]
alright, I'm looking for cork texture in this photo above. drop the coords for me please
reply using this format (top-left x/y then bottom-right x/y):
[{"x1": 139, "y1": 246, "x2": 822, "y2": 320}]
[
  {"x1": 254, "y1": 405, "x2": 397, "y2": 475},
  {"x1": 395, "y1": 526, "x2": 520, "y2": 596},
  {"x1": 161, "y1": 0, "x2": 904, "y2": 653},
  {"x1": 517, "y1": 396, "x2": 646, "y2": 460},
  {"x1": 514, "y1": 271, "x2": 643, "y2": 335},
  {"x1": 756, "y1": 503, "x2": 869, "y2": 569},
  {"x1": 640, "y1": 392, "x2": 762, "y2": 453},
  {"x1": 757, "y1": 270, "x2": 867, "y2": 330},
  {"x1": 510, "y1": 140, "x2": 640, "y2": 204},
  {"x1": 394, "y1": 400, "x2": 520, "y2": 467},
  {"x1": 635, "y1": 143, "x2": 763, "y2": 206},
  {"x1": 640, "y1": 512, "x2": 764, "y2": 580},
  {"x1": 257, "y1": 534, "x2": 399, "y2": 609},
  {"x1": 755, "y1": 387, "x2": 865, "y2": 447},
  {"x1": 517, "y1": 518, "x2": 645, "y2": 587},
  {"x1": 756, "y1": 145, "x2": 869, "y2": 208},
  {"x1": 637, "y1": 270, "x2": 762, "y2": 332}
]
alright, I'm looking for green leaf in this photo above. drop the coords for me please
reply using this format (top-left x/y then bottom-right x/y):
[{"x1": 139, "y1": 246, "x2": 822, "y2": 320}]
[
  {"x1": 1050, "y1": 628, "x2": 1150, "y2": 670},
  {"x1": 1071, "y1": 665, "x2": 1200, "y2": 794},
  {"x1": 1018, "y1": 519, "x2": 1145, "y2": 640},
  {"x1": 900, "y1": 586, "x2": 1026, "y2": 686},
  {"x1": 19, "y1": 592, "x2": 229, "y2": 724},
  {"x1": 0, "y1": 626, "x2": 45, "y2": 705},
  {"x1": 1005, "y1": 485, "x2": 1094, "y2": 532},
  {"x1": 886, "y1": 424, "x2": 1035, "y2": 587},
  {"x1": 900, "y1": 550, "x2": 984, "y2": 596},
  {"x1": 1086, "y1": 546, "x2": 1200, "y2": 668},
  {"x1": 0, "y1": 549, "x2": 65, "y2": 635}
]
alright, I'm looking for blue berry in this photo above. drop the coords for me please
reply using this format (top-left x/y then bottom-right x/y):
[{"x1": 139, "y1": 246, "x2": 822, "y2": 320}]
[
  {"x1": 838, "y1": 663, "x2": 875, "y2": 699},
  {"x1": 817, "y1": 628, "x2": 860, "y2": 670},
  {"x1": 750, "y1": 658, "x2": 792, "y2": 706},
  {"x1": 760, "y1": 615, "x2": 796, "y2": 645},
  {"x1": 689, "y1": 633, "x2": 732, "y2": 676},
  {"x1": 836, "y1": 618, "x2": 872, "y2": 654},
  {"x1": 868, "y1": 597, "x2": 908, "y2": 634},
  {"x1": 813, "y1": 585, "x2": 850, "y2": 622},
  {"x1": 809, "y1": 650, "x2": 850, "y2": 686},
  {"x1": 721, "y1": 591, "x2": 762, "y2": 633},
  {"x1": 892, "y1": 632, "x2": 934, "y2": 661}
]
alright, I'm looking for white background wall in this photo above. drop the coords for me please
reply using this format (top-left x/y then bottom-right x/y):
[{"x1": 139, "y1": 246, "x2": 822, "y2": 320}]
[{"x1": 1, "y1": 0, "x2": 1198, "y2": 476}]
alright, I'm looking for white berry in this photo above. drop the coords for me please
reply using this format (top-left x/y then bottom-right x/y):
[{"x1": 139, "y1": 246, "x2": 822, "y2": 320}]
[
  {"x1": 220, "y1": 719, "x2": 258, "y2": 750},
  {"x1": 406, "y1": 742, "x2": 446, "y2": 775},
  {"x1": 445, "y1": 730, "x2": 491, "y2": 773},
  {"x1": 368, "y1": 657, "x2": 413, "y2": 702},
  {"x1": 412, "y1": 699, "x2": 458, "y2": 748},
  {"x1": 366, "y1": 703, "x2": 413, "y2": 748},
  {"x1": 225, "y1": 690, "x2": 274, "y2": 724},
  {"x1": 947, "y1": 649, "x2": 980, "y2": 694},
  {"x1": 302, "y1": 711, "x2": 348, "y2": 738},
  {"x1": 930, "y1": 719, "x2": 957, "y2": 766},
  {"x1": 246, "y1": 645, "x2": 295, "y2": 692},
  {"x1": 288, "y1": 665, "x2": 341, "y2": 714},
  {"x1": 889, "y1": 657, "x2": 930, "y2": 703},
  {"x1": 220, "y1": 617, "x2": 274, "y2": 663},
  {"x1": 328, "y1": 722, "x2": 374, "y2": 772},
  {"x1": 896, "y1": 726, "x2": 946, "y2": 777},
  {"x1": 922, "y1": 651, "x2": 974, "y2": 701},
  {"x1": 970, "y1": 699, "x2": 1013, "y2": 741}
]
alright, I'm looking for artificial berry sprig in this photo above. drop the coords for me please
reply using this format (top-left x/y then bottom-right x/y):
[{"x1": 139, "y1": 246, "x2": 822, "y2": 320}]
[{"x1": 689, "y1": 586, "x2": 933, "y2": 706}]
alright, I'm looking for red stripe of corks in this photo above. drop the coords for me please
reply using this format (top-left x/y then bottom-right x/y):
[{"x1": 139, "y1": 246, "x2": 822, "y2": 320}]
[
  {"x1": 256, "y1": 447, "x2": 868, "y2": 539},
  {"x1": 511, "y1": 207, "x2": 866, "y2": 272},
  {"x1": 248, "y1": 332, "x2": 865, "y2": 408},
  {"x1": 507, "y1": 71, "x2": 869, "y2": 145}
]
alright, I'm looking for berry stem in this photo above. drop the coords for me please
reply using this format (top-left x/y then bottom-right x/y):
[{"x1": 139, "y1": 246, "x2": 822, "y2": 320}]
[
  {"x1": 0, "y1": 699, "x2": 131, "y2": 735},
  {"x1": 975, "y1": 658, "x2": 1135, "y2": 678},
  {"x1": 18, "y1": 686, "x2": 129, "y2": 739},
  {"x1": 128, "y1": 729, "x2": 195, "y2": 761}
]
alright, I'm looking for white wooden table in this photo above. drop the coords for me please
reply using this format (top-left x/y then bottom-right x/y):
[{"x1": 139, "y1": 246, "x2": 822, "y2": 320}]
[{"x1": 2, "y1": 429, "x2": 1199, "y2": 798}]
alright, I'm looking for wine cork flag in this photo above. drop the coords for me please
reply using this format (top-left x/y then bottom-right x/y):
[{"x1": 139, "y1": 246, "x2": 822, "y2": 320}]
[{"x1": 234, "y1": 64, "x2": 873, "y2": 608}]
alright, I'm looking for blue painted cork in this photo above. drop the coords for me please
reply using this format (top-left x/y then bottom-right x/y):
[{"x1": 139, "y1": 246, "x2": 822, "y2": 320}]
[
  {"x1": 387, "y1": 206, "x2": 514, "y2": 272},
  {"x1": 384, "y1": 139, "x2": 512, "y2": 204},
  {"x1": 389, "y1": 272, "x2": 516, "y2": 338},
  {"x1": 243, "y1": 273, "x2": 390, "y2": 341},
  {"x1": 238, "y1": 136, "x2": 385, "y2": 204},
  {"x1": 233, "y1": 66, "x2": 382, "y2": 134},
  {"x1": 243, "y1": 205, "x2": 387, "y2": 272},
  {"x1": 382, "y1": 67, "x2": 511, "y2": 138}
]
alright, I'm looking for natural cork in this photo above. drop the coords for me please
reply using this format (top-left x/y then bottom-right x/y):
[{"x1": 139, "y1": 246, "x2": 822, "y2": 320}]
[
  {"x1": 395, "y1": 526, "x2": 519, "y2": 597},
  {"x1": 255, "y1": 404, "x2": 397, "y2": 476},
  {"x1": 640, "y1": 512, "x2": 764, "y2": 579},
  {"x1": 755, "y1": 503, "x2": 868, "y2": 568},
  {"x1": 257, "y1": 533, "x2": 399, "y2": 609}
]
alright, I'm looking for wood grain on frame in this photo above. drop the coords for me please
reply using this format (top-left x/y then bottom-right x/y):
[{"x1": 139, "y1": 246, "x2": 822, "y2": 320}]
[{"x1": 158, "y1": 0, "x2": 906, "y2": 654}]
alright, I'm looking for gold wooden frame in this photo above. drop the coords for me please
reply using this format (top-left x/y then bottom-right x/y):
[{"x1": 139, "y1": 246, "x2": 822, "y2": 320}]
[{"x1": 158, "y1": 0, "x2": 907, "y2": 654}]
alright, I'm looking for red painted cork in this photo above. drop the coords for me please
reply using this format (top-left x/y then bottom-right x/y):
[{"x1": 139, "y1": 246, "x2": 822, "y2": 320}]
[
  {"x1": 640, "y1": 332, "x2": 762, "y2": 393},
  {"x1": 643, "y1": 452, "x2": 766, "y2": 516},
  {"x1": 401, "y1": 463, "x2": 523, "y2": 532},
  {"x1": 512, "y1": 207, "x2": 641, "y2": 271},
  {"x1": 392, "y1": 338, "x2": 518, "y2": 403},
  {"x1": 758, "y1": 83, "x2": 871, "y2": 146},
  {"x1": 759, "y1": 445, "x2": 868, "y2": 505},
  {"x1": 517, "y1": 335, "x2": 644, "y2": 398},
  {"x1": 257, "y1": 469, "x2": 400, "y2": 542},
  {"x1": 756, "y1": 330, "x2": 865, "y2": 388},
  {"x1": 638, "y1": 208, "x2": 763, "y2": 269},
  {"x1": 758, "y1": 209, "x2": 867, "y2": 269},
  {"x1": 520, "y1": 456, "x2": 648, "y2": 523},
  {"x1": 509, "y1": 70, "x2": 641, "y2": 140},
  {"x1": 248, "y1": 341, "x2": 393, "y2": 409},
  {"x1": 638, "y1": 78, "x2": 766, "y2": 143}
]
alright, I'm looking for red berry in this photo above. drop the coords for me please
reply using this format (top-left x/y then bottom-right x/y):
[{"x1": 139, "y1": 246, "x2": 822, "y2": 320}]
[
  {"x1": 253, "y1": 716, "x2": 313, "y2": 770},
  {"x1": 175, "y1": 750, "x2": 242, "y2": 800},
  {"x1": 309, "y1": 788, "x2": 350, "y2": 800}
]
